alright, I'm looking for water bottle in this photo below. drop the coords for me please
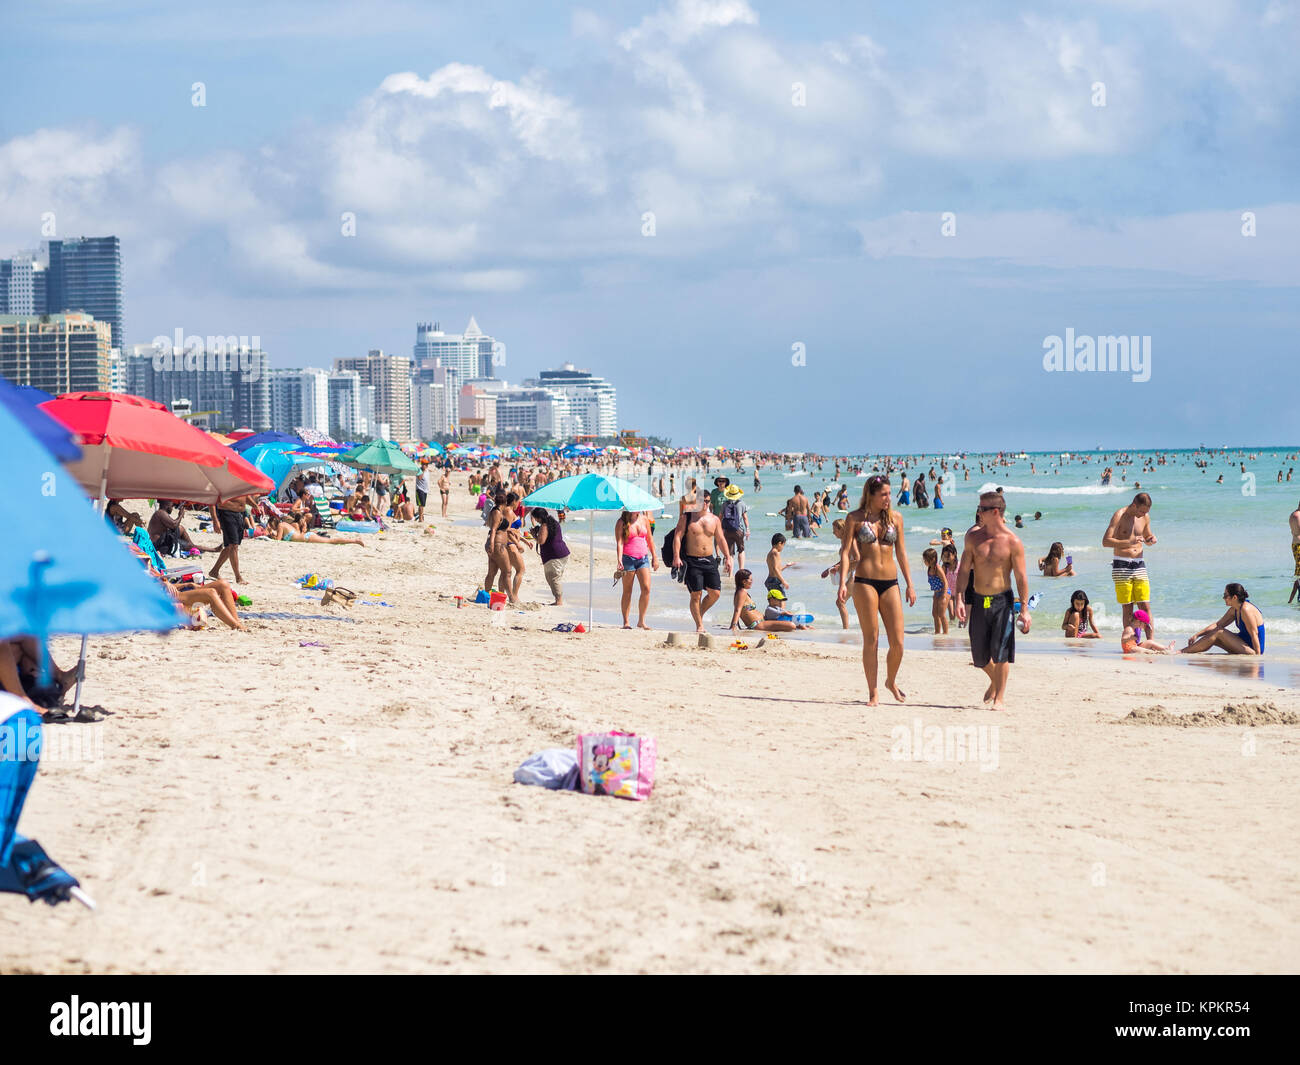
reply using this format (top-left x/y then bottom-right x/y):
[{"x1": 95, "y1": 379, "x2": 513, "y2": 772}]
[{"x1": 1026, "y1": 593, "x2": 1042, "y2": 611}]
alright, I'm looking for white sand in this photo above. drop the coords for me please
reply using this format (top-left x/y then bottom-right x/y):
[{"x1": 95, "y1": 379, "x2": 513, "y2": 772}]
[{"x1": 4, "y1": 476, "x2": 1298, "y2": 973}]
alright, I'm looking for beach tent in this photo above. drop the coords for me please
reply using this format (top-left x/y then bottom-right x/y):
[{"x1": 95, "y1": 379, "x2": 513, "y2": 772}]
[
  {"x1": 240, "y1": 443, "x2": 335, "y2": 494},
  {"x1": 1, "y1": 395, "x2": 184, "y2": 718},
  {"x1": 0, "y1": 379, "x2": 81, "y2": 464},
  {"x1": 0, "y1": 698, "x2": 94, "y2": 907},
  {"x1": 522, "y1": 474, "x2": 665, "y2": 628},
  {"x1": 40, "y1": 393, "x2": 273, "y2": 505}
]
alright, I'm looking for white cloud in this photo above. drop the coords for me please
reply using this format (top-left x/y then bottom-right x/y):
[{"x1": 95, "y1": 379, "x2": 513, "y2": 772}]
[{"x1": 855, "y1": 205, "x2": 1300, "y2": 285}]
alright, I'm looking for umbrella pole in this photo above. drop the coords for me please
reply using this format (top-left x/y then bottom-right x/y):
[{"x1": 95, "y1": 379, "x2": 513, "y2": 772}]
[
  {"x1": 588, "y1": 512, "x2": 594, "y2": 630},
  {"x1": 72, "y1": 461, "x2": 109, "y2": 716}
]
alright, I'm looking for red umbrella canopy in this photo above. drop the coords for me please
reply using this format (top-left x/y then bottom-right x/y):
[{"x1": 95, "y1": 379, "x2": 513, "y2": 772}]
[{"x1": 41, "y1": 392, "x2": 273, "y2": 504}]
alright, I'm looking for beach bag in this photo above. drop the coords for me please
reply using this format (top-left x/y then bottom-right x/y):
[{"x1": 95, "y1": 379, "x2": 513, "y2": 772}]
[
  {"x1": 721, "y1": 500, "x2": 742, "y2": 531},
  {"x1": 577, "y1": 731, "x2": 656, "y2": 801}
]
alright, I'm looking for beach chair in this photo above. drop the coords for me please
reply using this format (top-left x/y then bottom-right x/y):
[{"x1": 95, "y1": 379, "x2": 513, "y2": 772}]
[
  {"x1": 128, "y1": 527, "x2": 204, "y2": 584},
  {"x1": 312, "y1": 494, "x2": 337, "y2": 529}
]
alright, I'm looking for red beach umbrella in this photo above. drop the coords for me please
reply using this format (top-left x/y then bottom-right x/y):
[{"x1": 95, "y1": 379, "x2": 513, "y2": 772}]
[{"x1": 40, "y1": 392, "x2": 273, "y2": 504}]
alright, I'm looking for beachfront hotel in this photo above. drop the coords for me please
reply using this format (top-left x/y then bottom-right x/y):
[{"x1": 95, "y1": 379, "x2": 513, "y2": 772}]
[{"x1": 0, "y1": 312, "x2": 112, "y2": 394}]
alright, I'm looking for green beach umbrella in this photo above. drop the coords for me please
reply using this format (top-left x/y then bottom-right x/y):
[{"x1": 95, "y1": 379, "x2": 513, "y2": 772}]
[{"x1": 341, "y1": 440, "x2": 418, "y2": 476}]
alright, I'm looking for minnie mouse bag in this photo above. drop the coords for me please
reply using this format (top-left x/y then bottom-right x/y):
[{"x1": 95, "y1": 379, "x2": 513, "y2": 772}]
[{"x1": 576, "y1": 731, "x2": 656, "y2": 801}]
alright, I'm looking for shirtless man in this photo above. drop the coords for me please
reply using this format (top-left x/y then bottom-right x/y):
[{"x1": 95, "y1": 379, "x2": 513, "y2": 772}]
[
  {"x1": 955, "y1": 492, "x2": 1030, "y2": 711},
  {"x1": 673, "y1": 495, "x2": 733, "y2": 633},
  {"x1": 1102, "y1": 492, "x2": 1156, "y2": 633},
  {"x1": 438, "y1": 468, "x2": 452, "y2": 518},
  {"x1": 784, "y1": 485, "x2": 812, "y2": 539}
]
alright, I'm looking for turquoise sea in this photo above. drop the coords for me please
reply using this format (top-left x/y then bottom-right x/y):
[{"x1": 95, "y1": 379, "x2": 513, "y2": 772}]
[{"x1": 567, "y1": 448, "x2": 1300, "y2": 688}]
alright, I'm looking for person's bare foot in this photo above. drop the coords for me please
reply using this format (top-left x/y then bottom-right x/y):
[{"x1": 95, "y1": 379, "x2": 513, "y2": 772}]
[
  {"x1": 866, "y1": 689, "x2": 879, "y2": 707},
  {"x1": 887, "y1": 682, "x2": 906, "y2": 703},
  {"x1": 637, "y1": 622, "x2": 652, "y2": 630},
  {"x1": 982, "y1": 683, "x2": 995, "y2": 707},
  {"x1": 989, "y1": 698, "x2": 1006, "y2": 711},
  {"x1": 622, "y1": 624, "x2": 632, "y2": 630}
]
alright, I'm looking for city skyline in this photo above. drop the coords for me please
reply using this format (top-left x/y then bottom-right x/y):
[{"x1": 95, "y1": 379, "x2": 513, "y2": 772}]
[{"x1": 1, "y1": 1, "x2": 1297, "y2": 452}]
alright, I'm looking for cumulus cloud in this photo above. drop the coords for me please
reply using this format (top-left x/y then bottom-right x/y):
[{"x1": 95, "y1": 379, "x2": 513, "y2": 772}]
[{"x1": 0, "y1": 0, "x2": 1295, "y2": 308}]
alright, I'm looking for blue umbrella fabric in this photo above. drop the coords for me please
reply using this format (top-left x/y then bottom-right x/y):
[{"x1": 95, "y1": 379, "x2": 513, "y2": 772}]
[
  {"x1": 1, "y1": 399, "x2": 184, "y2": 686},
  {"x1": 522, "y1": 474, "x2": 666, "y2": 628},
  {"x1": 0, "y1": 698, "x2": 92, "y2": 907},
  {"x1": 0, "y1": 378, "x2": 81, "y2": 464},
  {"x1": 229, "y1": 430, "x2": 300, "y2": 453}
]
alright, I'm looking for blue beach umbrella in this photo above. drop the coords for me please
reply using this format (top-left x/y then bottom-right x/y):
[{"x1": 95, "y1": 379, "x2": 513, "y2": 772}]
[
  {"x1": 229, "y1": 430, "x2": 300, "y2": 453},
  {"x1": 0, "y1": 378, "x2": 81, "y2": 464},
  {"x1": 0, "y1": 699, "x2": 93, "y2": 908},
  {"x1": 0, "y1": 399, "x2": 184, "y2": 704},
  {"x1": 522, "y1": 474, "x2": 665, "y2": 628}
]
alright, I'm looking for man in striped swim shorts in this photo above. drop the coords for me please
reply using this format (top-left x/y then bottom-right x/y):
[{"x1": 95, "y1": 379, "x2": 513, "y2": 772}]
[{"x1": 1102, "y1": 492, "x2": 1156, "y2": 634}]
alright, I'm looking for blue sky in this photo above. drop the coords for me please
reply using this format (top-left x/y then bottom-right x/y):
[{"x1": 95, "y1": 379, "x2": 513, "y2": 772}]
[{"x1": 2, "y1": 0, "x2": 1297, "y2": 451}]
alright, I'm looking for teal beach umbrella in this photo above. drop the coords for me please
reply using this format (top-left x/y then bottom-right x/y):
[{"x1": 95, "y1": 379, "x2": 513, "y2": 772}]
[{"x1": 522, "y1": 474, "x2": 665, "y2": 628}]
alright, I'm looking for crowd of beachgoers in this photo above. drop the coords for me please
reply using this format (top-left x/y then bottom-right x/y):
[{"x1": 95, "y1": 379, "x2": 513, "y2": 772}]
[{"x1": 9, "y1": 444, "x2": 1297, "y2": 718}]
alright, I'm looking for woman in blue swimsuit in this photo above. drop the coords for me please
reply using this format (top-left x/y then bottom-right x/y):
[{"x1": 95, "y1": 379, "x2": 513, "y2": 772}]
[{"x1": 1181, "y1": 582, "x2": 1265, "y2": 655}]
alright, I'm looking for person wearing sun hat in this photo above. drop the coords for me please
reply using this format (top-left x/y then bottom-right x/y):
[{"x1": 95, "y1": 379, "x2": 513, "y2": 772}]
[{"x1": 719, "y1": 482, "x2": 751, "y2": 569}]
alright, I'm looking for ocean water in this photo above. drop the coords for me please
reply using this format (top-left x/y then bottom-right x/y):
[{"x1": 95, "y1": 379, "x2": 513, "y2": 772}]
[{"x1": 596, "y1": 448, "x2": 1300, "y2": 687}]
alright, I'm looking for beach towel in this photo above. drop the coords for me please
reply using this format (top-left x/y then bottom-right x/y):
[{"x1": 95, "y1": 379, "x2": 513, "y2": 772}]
[
  {"x1": 576, "y1": 731, "x2": 656, "y2": 801},
  {"x1": 513, "y1": 749, "x2": 580, "y2": 790}
]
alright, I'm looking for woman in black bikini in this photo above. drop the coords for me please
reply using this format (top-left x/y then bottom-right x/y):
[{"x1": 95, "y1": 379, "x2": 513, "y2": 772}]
[{"x1": 836, "y1": 475, "x2": 916, "y2": 705}]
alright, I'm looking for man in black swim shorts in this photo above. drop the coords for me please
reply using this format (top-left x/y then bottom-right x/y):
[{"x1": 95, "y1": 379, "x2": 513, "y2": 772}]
[
  {"x1": 209, "y1": 494, "x2": 253, "y2": 585},
  {"x1": 673, "y1": 493, "x2": 733, "y2": 634},
  {"x1": 955, "y1": 491, "x2": 1031, "y2": 711}
]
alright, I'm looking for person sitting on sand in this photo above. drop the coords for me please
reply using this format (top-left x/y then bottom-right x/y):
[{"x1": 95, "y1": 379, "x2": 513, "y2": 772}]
[
  {"x1": 0, "y1": 637, "x2": 79, "y2": 710},
  {"x1": 1121, "y1": 622, "x2": 1175, "y2": 654},
  {"x1": 1062, "y1": 589, "x2": 1100, "y2": 639},
  {"x1": 148, "y1": 501, "x2": 213, "y2": 556},
  {"x1": 267, "y1": 514, "x2": 365, "y2": 546},
  {"x1": 1038, "y1": 542, "x2": 1075, "y2": 578},
  {"x1": 1180, "y1": 583, "x2": 1265, "y2": 656},
  {"x1": 763, "y1": 588, "x2": 811, "y2": 628},
  {"x1": 729, "y1": 571, "x2": 803, "y2": 632}
]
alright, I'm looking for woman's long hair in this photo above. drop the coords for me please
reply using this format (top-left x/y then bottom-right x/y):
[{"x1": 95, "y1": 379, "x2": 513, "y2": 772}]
[{"x1": 859, "y1": 475, "x2": 891, "y2": 523}]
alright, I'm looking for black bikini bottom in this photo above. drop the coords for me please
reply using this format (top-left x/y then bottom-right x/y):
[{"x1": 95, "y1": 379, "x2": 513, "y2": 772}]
[{"x1": 854, "y1": 576, "x2": 899, "y2": 595}]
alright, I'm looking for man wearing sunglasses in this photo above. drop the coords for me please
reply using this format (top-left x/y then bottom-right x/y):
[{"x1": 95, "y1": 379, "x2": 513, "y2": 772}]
[{"x1": 955, "y1": 492, "x2": 1031, "y2": 711}]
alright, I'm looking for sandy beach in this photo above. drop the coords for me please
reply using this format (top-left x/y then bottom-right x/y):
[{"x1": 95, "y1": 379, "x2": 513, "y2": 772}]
[{"x1": 4, "y1": 474, "x2": 1298, "y2": 974}]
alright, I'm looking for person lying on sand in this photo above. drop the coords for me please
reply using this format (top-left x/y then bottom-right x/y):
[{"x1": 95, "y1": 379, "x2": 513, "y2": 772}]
[{"x1": 267, "y1": 514, "x2": 364, "y2": 546}]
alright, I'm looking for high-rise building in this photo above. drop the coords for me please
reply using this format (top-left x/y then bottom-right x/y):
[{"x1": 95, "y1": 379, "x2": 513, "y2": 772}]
[
  {"x1": 327, "y1": 370, "x2": 367, "y2": 440},
  {"x1": 411, "y1": 380, "x2": 449, "y2": 440},
  {"x1": 46, "y1": 237, "x2": 124, "y2": 351},
  {"x1": 458, "y1": 384, "x2": 498, "y2": 439},
  {"x1": 413, "y1": 318, "x2": 496, "y2": 384},
  {"x1": 530, "y1": 364, "x2": 618, "y2": 438},
  {"x1": 125, "y1": 344, "x2": 270, "y2": 431},
  {"x1": 269, "y1": 368, "x2": 330, "y2": 435},
  {"x1": 333, "y1": 350, "x2": 412, "y2": 440},
  {"x1": 0, "y1": 253, "x2": 47, "y2": 315},
  {"x1": 0, "y1": 312, "x2": 112, "y2": 394}
]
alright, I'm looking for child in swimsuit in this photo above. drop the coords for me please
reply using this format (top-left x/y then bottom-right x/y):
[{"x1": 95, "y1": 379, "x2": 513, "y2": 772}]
[
  {"x1": 941, "y1": 543, "x2": 960, "y2": 626},
  {"x1": 923, "y1": 547, "x2": 949, "y2": 634}
]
